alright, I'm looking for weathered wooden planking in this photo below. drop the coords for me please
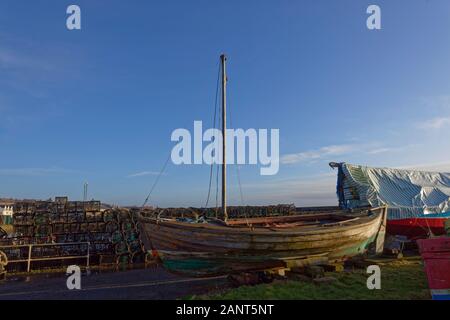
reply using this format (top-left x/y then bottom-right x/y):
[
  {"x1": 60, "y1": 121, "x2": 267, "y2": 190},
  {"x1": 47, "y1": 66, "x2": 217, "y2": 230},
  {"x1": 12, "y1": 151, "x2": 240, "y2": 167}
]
[
  {"x1": 142, "y1": 232, "x2": 379, "y2": 259},
  {"x1": 139, "y1": 208, "x2": 384, "y2": 253},
  {"x1": 142, "y1": 210, "x2": 381, "y2": 235},
  {"x1": 226, "y1": 213, "x2": 350, "y2": 226},
  {"x1": 142, "y1": 221, "x2": 379, "y2": 251},
  {"x1": 141, "y1": 212, "x2": 381, "y2": 242}
]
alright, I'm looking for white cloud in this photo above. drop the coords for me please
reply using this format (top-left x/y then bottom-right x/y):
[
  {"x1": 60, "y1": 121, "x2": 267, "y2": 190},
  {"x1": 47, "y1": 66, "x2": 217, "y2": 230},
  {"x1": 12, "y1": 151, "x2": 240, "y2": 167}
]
[
  {"x1": 367, "y1": 147, "x2": 392, "y2": 155},
  {"x1": 0, "y1": 47, "x2": 54, "y2": 72},
  {"x1": 238, "y1": 174, "x2": 338, "y2": 207},
  {"x1": 127, "y1": 171, "x2": 162, "y2": 178},
  {"x1": 0, "y1": 49, "x2": 18, "y2": 67},
  {"x1": 418, "y1": 117, "x2": 450, "y2": 130},
  {"x1": 281, "y1": 141, "x2": 417, "y2": 165},
  {"x1": 421, "y1": 95, "x2": 450, "y2": 111},
  {"x1": 281, "y1": 144, "x2": 356, "y2": 164},
  {"x1": 0, "y1": 167, "x2": 72, "y2": 176},
  {"x1": 399, "y1": 161, "x2": 450, "y2": 172}
]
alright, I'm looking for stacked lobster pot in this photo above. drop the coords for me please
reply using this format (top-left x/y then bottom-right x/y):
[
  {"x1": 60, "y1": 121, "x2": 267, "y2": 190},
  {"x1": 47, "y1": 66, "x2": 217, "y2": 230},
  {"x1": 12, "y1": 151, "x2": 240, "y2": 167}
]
[
  {"x1": 144, "y1": 204, "x2": 297, "y2": 220},
  {"x1": 214, "y1": 204, "x2": 296, "y2": 218},
  {"x1": 103, "y1": 208, "x2": 145, "y2": 265},
  {"x1": 9, "y1": 199, "x2": 145, "y2": 270}
]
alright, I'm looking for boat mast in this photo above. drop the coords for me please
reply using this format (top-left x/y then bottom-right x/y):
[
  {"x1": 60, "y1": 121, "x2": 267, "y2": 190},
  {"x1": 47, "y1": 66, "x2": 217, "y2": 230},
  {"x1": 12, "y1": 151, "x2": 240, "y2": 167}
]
[{"x1": 220, "y1": 54, "x2": 228, "y2": 222}]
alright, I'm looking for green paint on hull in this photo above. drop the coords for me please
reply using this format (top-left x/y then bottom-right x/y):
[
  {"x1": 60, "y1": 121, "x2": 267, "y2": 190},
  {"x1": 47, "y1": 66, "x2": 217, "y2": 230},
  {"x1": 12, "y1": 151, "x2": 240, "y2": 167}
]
[
  {"x1": 161, "y1": 236, "x2": 378, "y2": 275},
  {"x1": 163, "y1": 259, "x2": 218, "y2": 272},
  {"x1": 332, "y1": 236, "x2": 376, "y2": 257}
]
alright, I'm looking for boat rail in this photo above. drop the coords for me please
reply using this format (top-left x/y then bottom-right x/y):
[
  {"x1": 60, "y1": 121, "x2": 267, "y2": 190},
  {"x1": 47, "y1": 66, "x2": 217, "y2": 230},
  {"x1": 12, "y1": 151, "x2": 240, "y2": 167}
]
[{"x1": 0, "y1": 242, "x2": 90, "y2": 272}]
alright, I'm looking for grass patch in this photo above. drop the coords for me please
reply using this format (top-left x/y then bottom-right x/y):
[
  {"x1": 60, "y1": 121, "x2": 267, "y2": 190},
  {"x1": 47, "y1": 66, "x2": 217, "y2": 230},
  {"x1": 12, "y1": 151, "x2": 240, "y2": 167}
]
[{"x1": 191, "y1": 258, "x2": 430, "y2": 300}]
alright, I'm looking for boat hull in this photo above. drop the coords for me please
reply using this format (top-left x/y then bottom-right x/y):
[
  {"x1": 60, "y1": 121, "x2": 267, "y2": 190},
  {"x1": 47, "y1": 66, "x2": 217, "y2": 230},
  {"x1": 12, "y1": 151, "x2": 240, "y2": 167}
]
[
  {"x1": 386, "y1": 212, "x2": 450, "y2": 239},
  {"x1": 138, "y1": 207, "x2": 387, "y2": 276},
  {"x1": 417, "y1": 237, "x2": 450, "y2": 300}
]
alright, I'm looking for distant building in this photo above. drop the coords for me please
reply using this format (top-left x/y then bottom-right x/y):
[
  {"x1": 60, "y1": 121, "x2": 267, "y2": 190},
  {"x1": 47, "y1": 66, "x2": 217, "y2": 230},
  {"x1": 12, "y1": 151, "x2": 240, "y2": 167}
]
[
  {"x1": 55, "y1": 196, "x2": 69, "y2": 204},
  {"x1": 0, "y1": 204, "x2": 14, "y2": 225}
]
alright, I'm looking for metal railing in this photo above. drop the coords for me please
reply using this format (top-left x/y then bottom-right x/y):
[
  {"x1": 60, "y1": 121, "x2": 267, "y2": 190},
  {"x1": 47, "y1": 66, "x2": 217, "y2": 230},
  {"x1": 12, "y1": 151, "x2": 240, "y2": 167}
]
[{"x1": 0, "y1": 242, "x2": 90, "y2": 272}]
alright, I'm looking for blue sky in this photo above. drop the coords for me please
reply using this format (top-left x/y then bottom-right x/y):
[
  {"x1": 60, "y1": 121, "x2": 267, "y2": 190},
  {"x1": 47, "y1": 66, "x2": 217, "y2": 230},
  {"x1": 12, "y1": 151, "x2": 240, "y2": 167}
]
[{"x1": 1, "y1": 0, "x2": 450, "y2": 207}]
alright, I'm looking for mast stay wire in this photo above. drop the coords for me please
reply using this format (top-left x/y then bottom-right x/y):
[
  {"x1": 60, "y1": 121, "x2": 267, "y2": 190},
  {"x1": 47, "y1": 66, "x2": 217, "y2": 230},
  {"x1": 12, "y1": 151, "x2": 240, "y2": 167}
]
[
  {"x1": 204, "y1": 61, "x2": 221, "y2": 210},
  {"x1": 142, "y1": 152, "x2": 171, "y2": 208},
  {"x1": 226, "y1": 68, "x2": 250, "y2": 226},
  {"x1": 215, "y1": 77, "x2": 222, "y2": 217},
  {"x1": 141, "y1": 58, "x2": 247, "y2": 222},
  {"x1": 227, "y1": 76, "x2": 245, "y2": 206},
  {"x1": 142, "y1": 61, "x2": 221, "y2": 212}
]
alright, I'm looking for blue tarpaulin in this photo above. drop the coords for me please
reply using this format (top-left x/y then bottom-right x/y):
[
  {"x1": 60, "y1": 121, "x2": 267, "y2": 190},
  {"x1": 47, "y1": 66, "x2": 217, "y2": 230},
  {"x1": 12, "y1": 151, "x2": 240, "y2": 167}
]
[{"x1": 332, "y1": 162, "x2": 450, "y2": 220}]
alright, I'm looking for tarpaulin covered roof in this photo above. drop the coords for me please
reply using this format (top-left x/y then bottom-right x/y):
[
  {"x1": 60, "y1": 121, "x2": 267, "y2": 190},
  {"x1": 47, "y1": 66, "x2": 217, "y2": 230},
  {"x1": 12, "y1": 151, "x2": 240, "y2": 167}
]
[{"x1": 331, "y1": 162, "x2": 450, "y2": 219}]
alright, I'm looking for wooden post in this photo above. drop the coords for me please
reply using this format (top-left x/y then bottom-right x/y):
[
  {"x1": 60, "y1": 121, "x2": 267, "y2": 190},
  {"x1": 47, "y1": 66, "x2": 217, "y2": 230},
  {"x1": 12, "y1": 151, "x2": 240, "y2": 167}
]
[
  {"x1": 220, "y1": 54, "x2": 228, "y2": 222},
  {"x1": 27, "y1": 245, "x2": 32, "y2": 272},
  {"x1": 86, "y1": 242, "x2": 90, "y2": 268},
  {"x1": 375, "y1": 206, "x2": 388, "y2": 254}
]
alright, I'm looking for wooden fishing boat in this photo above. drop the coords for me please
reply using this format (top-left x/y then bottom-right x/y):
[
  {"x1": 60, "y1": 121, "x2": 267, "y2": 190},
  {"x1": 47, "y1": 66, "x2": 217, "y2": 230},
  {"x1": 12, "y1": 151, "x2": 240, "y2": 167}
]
[
  {"x1": 138, "y1": 55, "x2": 387, "y2": 276},
  {"x1": 138, "y1": 206, "x2": 387, "y2": 275}
]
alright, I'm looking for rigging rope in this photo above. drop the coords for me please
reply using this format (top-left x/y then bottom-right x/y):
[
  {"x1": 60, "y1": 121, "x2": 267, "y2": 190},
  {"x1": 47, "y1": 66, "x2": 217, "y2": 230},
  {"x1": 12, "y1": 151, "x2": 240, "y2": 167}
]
[
  {"x1": 227, "y1": 74, "x2": 249, "y2": 226},
  {"x1": 214, "y1": 86, "x2": 221, "y2": 217},
  {"x1": 142, "y1": 152, "x2": 171, "y2": 208},
  {"x1": 141, "y1": 58, "x2": 247, "y2": 221},
  {"x1": 215, "y1": 155, "x2": 220, "y2": 217},
  {"x1": 228, "y1": 98, "x2": 245, "y2": 206},
  {"x1": 236, "y1": 166, "x2": 245, "y2": 205},
  {"x1": 204, "y1": 62, "x2": 221, "y2": 209}
]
